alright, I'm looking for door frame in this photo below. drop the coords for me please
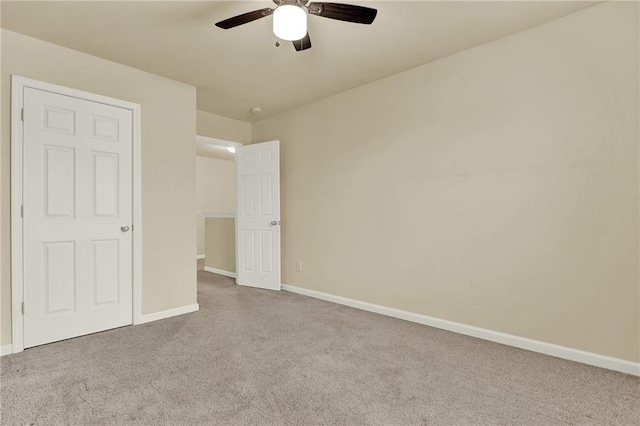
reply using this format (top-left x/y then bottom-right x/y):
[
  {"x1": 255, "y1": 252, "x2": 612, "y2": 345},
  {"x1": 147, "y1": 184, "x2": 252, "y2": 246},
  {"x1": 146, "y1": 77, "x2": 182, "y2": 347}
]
[{"x1": 10, "y1": 75, "x2": 143, "y2": 354}]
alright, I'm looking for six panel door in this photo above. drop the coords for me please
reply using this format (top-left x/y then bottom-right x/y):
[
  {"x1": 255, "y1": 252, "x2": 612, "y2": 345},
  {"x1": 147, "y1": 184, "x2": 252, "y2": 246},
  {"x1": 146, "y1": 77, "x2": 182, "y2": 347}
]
[
  {"x1": 22, "y1": 87, "x2": 133, "y2": 348},
  {"x1": 236, "y1": 141, "x2": 281, "y2": 291}
]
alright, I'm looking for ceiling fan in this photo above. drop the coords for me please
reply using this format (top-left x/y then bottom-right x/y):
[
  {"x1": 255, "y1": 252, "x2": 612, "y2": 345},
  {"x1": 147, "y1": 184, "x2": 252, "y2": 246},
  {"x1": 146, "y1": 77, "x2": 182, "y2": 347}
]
[{"x1": 215, "y1": 0, "x2": 377, "y2": 52}]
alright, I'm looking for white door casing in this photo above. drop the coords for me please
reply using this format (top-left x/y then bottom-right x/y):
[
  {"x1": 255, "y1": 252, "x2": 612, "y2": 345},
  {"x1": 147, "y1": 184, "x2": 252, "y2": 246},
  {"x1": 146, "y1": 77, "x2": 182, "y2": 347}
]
[
  {"x1": 11, "y1": 76, "x2": 141, "y2": 352},
  {"x1": 236, "y1": 141, "x2": 281, "y2": 290}
]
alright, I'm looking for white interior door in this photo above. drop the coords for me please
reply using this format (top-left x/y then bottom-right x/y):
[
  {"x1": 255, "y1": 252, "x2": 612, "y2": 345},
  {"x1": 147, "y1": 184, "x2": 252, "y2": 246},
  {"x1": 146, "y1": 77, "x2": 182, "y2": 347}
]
[
  {"x1": 22, "y1": 87, "x2": 133, "y2": 348},
  {"x1": 236, "y1": 141, "x2": 281, "y2": 290}
]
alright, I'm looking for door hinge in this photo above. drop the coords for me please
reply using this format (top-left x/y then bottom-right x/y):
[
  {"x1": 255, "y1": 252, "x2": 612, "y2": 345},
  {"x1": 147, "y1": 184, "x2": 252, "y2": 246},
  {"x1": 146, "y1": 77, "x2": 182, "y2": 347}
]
[
  {"x1": 21, "y1": 108, "x2": 24, "y2": 121},
  {"x1": 20, "y1": 205, "x2": 24, "y2": 218},
  {"x1": 21, "y1": 302, "x2": 24, "y2": 315}
]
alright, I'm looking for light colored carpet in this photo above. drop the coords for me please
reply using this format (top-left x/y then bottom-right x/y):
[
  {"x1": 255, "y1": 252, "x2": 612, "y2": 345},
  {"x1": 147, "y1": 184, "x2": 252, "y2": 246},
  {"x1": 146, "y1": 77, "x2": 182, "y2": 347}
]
[{"x1": 1, "y1": 272, "x2": 638, "y2": 425}]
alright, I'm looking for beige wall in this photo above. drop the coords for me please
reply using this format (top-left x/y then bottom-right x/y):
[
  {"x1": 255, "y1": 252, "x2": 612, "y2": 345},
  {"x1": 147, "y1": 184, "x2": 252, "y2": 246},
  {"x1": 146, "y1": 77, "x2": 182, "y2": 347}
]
[
  {"x1": 197, "y1": 110, "x2": 251, "y2": 144},
  {"x1": 1, "y1": 30, "x2": 198, "y2": 345},
  {"x1": 196, "y1": 156, "x2": 235, "y2": 256},
  {"x1": 252, "y1": 2, "x2": 639, "y2": 362},
  {"x1": 205, "y1": 218, "x2": 236, "y2": 273}
]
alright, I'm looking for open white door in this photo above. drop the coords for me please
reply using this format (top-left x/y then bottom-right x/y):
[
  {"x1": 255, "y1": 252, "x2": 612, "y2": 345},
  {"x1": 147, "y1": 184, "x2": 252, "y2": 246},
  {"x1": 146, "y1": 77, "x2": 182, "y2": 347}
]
[{"x1": 236, "y1": 141, "x2": 281, "y2": 290}]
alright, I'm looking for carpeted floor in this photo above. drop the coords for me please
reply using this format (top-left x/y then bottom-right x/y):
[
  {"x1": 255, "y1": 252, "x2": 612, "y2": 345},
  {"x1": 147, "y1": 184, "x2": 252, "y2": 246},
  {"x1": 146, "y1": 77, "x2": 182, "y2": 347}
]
[{"x1": 1, "y1": 272, "x2": 638, "y2": 425}]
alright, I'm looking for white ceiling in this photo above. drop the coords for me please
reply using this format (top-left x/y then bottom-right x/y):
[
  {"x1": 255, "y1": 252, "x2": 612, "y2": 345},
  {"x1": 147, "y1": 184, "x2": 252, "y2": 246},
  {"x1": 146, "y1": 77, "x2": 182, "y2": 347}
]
[{"x1": 1, "y1": 1, "x2": 599, "y2": 122}]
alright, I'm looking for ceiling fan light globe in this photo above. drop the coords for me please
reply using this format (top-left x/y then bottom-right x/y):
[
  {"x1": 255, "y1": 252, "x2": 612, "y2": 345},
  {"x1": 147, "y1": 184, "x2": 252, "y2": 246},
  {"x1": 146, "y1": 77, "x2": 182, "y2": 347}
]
[{"x1": 273, "y1": 5, "x2": 307, "y2": 41}]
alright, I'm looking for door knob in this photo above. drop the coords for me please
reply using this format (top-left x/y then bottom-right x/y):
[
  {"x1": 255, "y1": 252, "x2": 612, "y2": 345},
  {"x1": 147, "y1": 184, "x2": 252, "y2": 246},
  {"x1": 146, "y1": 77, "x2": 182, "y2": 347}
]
[
  {"x1": 269, "y1": 221, "x2": 280, "y2": 226},
  {"x1": 121, "y1": 225, "x2": 130, "y2": 232}
]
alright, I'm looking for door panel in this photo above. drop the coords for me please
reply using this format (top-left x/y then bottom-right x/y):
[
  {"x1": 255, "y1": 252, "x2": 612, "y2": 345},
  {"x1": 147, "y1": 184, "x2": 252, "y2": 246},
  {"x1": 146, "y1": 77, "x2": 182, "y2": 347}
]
[
  {"x1": 92, "y1": 240, "x2": 120, "y2": 306},
  {"x1": 23, "y1": 87, "x2": 133, "y2": 348},
  {"x1": 44, "y1": 146, "x2": 76, "y2": 217},
  {"x1": 236, "y1": 141, "x2": 281, "y2": 290},
  {"x1": 93, "y1": 152, "x2": 119, "y2": 217},
  {"x1": 43, "y1": 241, "x2": 76, "y2": 314}
]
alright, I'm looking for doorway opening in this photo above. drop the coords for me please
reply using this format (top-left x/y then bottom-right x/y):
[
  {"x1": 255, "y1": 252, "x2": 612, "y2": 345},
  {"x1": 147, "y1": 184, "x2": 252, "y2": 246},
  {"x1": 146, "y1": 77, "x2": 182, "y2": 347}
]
[
  {"x1": 195, "y1": 136, "x2": 282, "y2": 291},
  {"x1": 195, "y1": 135, "x2": 241, "y2": 277}
]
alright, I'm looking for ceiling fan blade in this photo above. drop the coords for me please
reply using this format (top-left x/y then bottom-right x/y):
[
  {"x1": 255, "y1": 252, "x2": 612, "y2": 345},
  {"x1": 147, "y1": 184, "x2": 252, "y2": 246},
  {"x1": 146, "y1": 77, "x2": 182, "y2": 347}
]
[
  {"x1": 307, "y1": 3, "x2": 377, "y2": 25},
  {"x1": 215, "y1": 8, "x2": 274, "y2": 29},
  {"x1": 293, "y1": 33, "x2": 312, "y2": 51}
]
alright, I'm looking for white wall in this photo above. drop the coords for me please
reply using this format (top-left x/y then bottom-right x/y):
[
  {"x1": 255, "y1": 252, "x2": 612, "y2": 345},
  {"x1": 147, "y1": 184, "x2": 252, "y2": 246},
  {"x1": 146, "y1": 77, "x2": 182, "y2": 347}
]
[{"x1": 252, "y1": 2, "x2": 639, "y2": 362}]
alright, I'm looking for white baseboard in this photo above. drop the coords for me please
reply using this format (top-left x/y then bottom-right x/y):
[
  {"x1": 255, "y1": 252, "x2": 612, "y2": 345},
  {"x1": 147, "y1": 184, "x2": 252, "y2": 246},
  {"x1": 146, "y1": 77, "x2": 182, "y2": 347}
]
[
  {"x1": 139, "y1": 303, "x2": 199, "y2": 324},
  {"x1": 1, "y1": 344, "x2": 13, "y2": 356},
  {"x1": 204, "y1": 266, "x2": 236, "y2": 279},
  {"x1": 1, "y1": 305, "x2": 200, "y2": 354},
  {"x1": 281, "y1": 284, "x2": 640, "y2": 377},
  {"x1": 196, "y1": 254, "x2": 205, "y2": 260}
]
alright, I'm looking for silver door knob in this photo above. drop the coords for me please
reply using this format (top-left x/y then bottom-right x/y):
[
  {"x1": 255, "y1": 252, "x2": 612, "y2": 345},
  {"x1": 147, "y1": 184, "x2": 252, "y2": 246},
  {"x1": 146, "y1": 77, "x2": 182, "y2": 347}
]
[
  {"x1": 121, "y1": 225, "x2": 130, "y2": 232},
  {"x1": 270, "y1": 221, "x2": 280, "y2": 226}
]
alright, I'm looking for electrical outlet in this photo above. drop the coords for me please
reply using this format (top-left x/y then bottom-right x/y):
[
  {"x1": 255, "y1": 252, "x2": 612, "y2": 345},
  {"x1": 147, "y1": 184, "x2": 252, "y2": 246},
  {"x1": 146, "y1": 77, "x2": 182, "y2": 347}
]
[{"x1": 296, "y1": 261, "x2": 302, "y2": 273}]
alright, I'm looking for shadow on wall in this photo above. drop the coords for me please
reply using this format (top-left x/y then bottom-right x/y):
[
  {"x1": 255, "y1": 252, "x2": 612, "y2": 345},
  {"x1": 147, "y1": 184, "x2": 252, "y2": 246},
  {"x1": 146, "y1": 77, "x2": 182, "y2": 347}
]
[{"x1": 204, "y1": 217, "x2": 236, "y2": 275}]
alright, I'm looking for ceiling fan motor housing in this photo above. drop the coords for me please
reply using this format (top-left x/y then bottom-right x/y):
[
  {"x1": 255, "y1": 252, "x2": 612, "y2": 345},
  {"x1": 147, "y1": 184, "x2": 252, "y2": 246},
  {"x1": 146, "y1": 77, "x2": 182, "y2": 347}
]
[
  {"x1": 276, "y1": 0, "x2": 310, "y2": 7},
  {"x1": 273, "y1": 5, "x2": 308, "y2": 41},
  {"x1": 215, "y1": 1, "x2": 377, "y2": 51}
]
